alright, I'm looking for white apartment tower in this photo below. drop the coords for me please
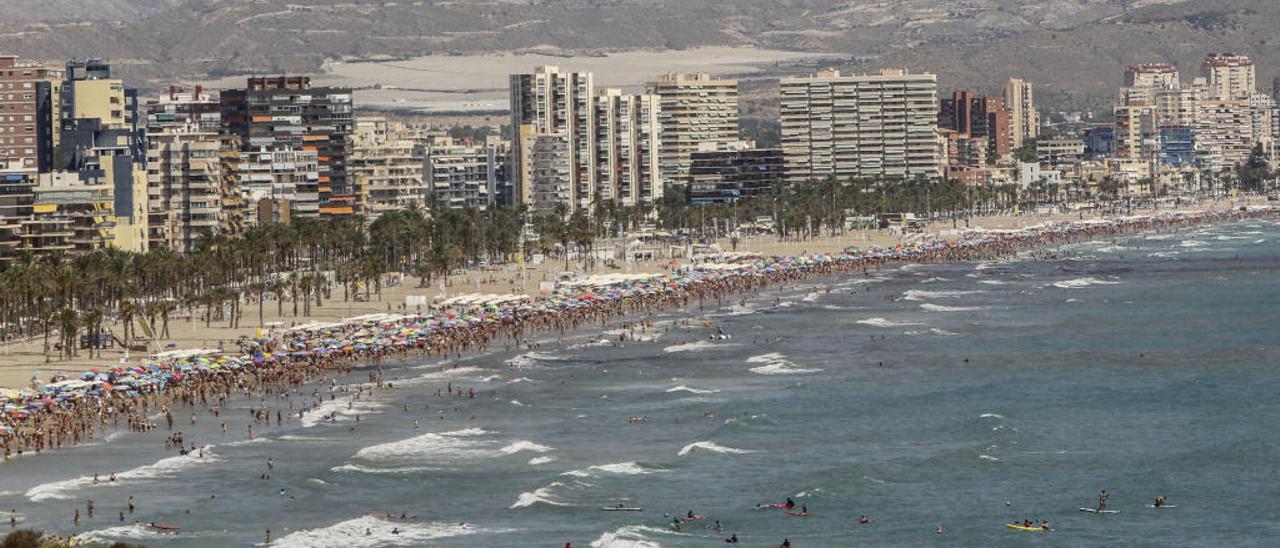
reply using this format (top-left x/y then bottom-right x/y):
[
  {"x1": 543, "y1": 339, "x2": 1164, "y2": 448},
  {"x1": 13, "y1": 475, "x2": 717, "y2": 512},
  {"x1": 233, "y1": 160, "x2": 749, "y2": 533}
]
[
  {"x1": 1200, "y1": 53, "x2": 1256, "y2": 100},
  {"x1": 1003, "y1": 78, "x2": 1039, "y2": 149},
  {"x1": 645, "y1": 73, "x2": 738, "y2": 186},
  {"x1": 509, "y1": 65, "x2": 595, "y2": 212},
  {"x1": 780, "y1": 68, "x2": 941, "y2": 184},
  {"x1": 594, "y1": 89, "x2": 662, "y2": 207}
]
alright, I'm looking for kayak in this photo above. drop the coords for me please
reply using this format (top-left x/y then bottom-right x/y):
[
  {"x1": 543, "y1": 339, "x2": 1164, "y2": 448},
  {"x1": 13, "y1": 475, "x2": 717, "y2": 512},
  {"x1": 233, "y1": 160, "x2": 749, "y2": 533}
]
[
  {"x1": 1006, "y1": 524, "x2": 1051, "y2": 532},
  {"x1": 146, "y1": 523, "x2": 181, "y2": 533},
  {"x1": 679, "y1": 515, "x2": 705, "y2": 522},
  {"x1": 1079, "y1": 508, "x2": 1119, "y2": 514},
  {"x1": 786, "y1": 511, "x2": 811, "y2": 517},
  {"x1": 601, "y1": 507, "x2": 643, "y2": 512},
  {"x1": 770, "y1": 503, "x2": 795, "y2": 509}
]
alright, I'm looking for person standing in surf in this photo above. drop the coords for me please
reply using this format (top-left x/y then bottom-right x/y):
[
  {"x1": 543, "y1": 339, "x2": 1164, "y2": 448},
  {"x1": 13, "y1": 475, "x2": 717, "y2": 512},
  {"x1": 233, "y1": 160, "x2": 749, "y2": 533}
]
[{"x1": 1098, "y1": 490, "x2": 1109, "y2": 511}]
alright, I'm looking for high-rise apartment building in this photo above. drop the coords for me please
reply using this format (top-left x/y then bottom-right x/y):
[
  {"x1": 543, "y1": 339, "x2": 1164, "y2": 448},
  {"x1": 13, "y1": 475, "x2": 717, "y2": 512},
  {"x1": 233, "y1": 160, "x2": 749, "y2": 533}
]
[
  {"x1": 509, "y1": 66, "x2": 595, "y2": 211},
  {"x1": 1113, "y1": 104, "x2": 1159, "y2": 162},
  {"x1": 55, "y1": 59, "x2": 147, "y2": 252},
  {"x1": 146, "y1": 124, "x2": 223, "y2": 252},
  {"x1": 221, "y1": 76, "x2": 355, "y2": 218},
  {"x1": 1195, "y1": 98, "x2": 1253, "y2": 169},
  {"x1": 237, "y1": 146, "x2": 319, "y2": 226},
  {"x1": 687, "y1": 146, "x2": 784, "y2": 204},
  {"x1": 645, "y1": 73, "x2": 738, "y2": 186},
  {"x1": 780, "y1": 68, "x2": 941, "y2": 184},
  {"x1": 32, "y1": 171, "x2": 117, "y2": 253},
  {"x1": 0, "y1": 55, "x2": 63, "y2": 171},
  {"x1": 424, "y1": 136, "x2": 509, "y2": 210},
  {"x1": 1125, "y1": 64, "x2": 1180, "y2": 91},
  {"x1": 593, "y1": 89, "x2": 662, "y2": 207},
  {"x1": 1200, "y1": 53, "x2": 1256, "y2": 100},
  {"x1": 144, "y1": 86, "x2": 227, "y2": 252},
  {"x1": 940, "y1": 90, "x2": 1011, "y2": 160},
  {"x1": 0, "y1": 171, "x2": 36, "y2": 263},
  {"x1": 1003, "y1": 78, "x2": 1039, "y2": 149},
  {"x1": 351, "y1": 116, "x2": 426, "y2": 219}
]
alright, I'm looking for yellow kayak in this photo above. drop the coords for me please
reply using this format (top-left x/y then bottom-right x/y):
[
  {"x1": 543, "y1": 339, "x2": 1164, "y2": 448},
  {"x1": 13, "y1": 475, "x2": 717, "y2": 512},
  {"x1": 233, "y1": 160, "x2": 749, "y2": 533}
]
[{"x1": 1006, "y1": 523, "x2": 1051, "y2": 532}]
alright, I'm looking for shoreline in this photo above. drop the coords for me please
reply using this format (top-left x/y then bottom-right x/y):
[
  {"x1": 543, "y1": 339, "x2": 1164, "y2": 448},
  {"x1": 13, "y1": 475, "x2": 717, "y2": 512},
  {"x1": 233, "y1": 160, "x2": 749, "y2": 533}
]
[
  {"x1": 1, "y1": 202, "x2": 1274, "y2": 462},
  {"x1": 0, "y1": 197, "x2": 1256, "y2": 392}
]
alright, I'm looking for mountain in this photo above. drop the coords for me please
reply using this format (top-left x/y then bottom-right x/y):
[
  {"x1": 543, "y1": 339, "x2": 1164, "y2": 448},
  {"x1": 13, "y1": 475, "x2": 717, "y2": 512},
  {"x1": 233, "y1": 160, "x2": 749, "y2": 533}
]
[
  {"x1": 3, "y1": 0, "x2": 1273, "y2": 111},
  {"x1": 4, "y1": 0, "x2": 185, "y2": 22}
]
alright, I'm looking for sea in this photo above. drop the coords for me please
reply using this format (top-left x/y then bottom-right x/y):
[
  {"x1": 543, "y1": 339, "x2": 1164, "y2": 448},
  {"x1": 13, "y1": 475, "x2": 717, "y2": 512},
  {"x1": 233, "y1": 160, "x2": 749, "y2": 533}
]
[{"x1": 3, "y1": 218, "x2": 1280, "y2": 547}]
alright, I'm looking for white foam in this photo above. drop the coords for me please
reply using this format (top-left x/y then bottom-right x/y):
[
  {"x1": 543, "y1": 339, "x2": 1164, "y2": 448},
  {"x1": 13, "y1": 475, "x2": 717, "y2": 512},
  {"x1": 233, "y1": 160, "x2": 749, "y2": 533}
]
[
  {"x1": 745, "y1": 352, "x2": 821, "y2": 375},
  {"x1": 28, "y1": 447, "x2": 221, "y2": 502},
  {"x1": 511, "y1": 481, "x2": 573, "y2": 508},
  {"x1": 666, "y1": 385, "x2": 721, "y2": 395},
  {"x1": 505, "y1": 351, "x2": 562, "y2": 368},
  {"x1": 562, "y1": 461, "x2": 658, "y2": 478},
  {"x1": 528, "y1": 456, "x2": 558, "y2": 466},
  {"x1": 331, "y1": 464, "x2": 438, "y2": 475},
  {"x1": 76, "y1": 524, "x2": 214, "y2": 543},
  {"x1": 1179, "y1": 240, "x2": 1208, "y2": 248},
  {"x1": 919, "y1": 303, "x2": 984, "y2": 312},
  {"x1": 663, "y1": 340, "x2": 733, "y2": 353},
  {"x1": 902, "y1": 289, "x2": 980, "y2": 301},
  {"x1": 979, "y1": 454, "x2": 1000, "y2": 461},
  {"x1": 930, "y1": 328, "x2": 959, "y2": 336},
  {"x1": 921, "y1": 277, "x2": 950, "y2": 284},
  {"x1": 510, "y1": 399, "x2": 526, "y2": 406},
  {"x1": 273, "y1": 516, "x2": 479, "y2": 548},
  {"x1": 856, "y1": 317, "x2": 921, "y2": 328},
  {"x1": 979, "y1": 413, "x2": 1004, "y2": 419},
  {"x1": 978, "y1": 280, "x2": 1009, "y2": 285},
  {"x1": 343, "y1": 428, "x2": 489, "y2": 471},
  {"x1": 499, "y1": 441, "x2": 553, "y2": 455},
  {"x1": 591, "y1": 525, "x2": 670, "y2": 548},
  {"x1": 677, "y1": 441, "x2": 757, "y2": 457},
  {"x1": 1051, "y1": 277, "x2": 1121, "y2": 289},
  {"x1": 300, "y1": 394, "x2": 387, "y2": 428},
  {"x1": 223, "y1": 437, "x2": 272, "y2": 447},
  {"x1": 801, "y1": 291, "x2": 822, "y2": 302}
]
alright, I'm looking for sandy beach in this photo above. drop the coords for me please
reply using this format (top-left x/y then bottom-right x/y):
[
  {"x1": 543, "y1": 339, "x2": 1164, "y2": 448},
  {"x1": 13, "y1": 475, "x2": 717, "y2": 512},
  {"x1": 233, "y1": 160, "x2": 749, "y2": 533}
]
[{"x1": 0, "y1": 199, "x2": 1254, "y2": 391}]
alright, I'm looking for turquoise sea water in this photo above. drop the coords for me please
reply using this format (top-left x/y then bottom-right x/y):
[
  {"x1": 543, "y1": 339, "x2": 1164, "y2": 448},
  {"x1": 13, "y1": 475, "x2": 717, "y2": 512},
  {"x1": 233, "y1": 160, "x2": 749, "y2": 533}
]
[{"x1": 2, "y1": 219, "x2": 1279, "y2": 547}]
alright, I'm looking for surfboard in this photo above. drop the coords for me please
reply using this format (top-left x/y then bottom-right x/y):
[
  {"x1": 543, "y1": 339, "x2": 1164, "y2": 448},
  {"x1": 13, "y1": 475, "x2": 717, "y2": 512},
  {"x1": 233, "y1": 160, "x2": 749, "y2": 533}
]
[
  {"x1": 601, "y1": 507, "x2": 643, "y2": 512},
  {"x1": 1079, "y1": 508, "x2": 1119, "y2": 514},
  {"x1": 1148, "y1": 505, "x2": 1178, "y2": 509}
]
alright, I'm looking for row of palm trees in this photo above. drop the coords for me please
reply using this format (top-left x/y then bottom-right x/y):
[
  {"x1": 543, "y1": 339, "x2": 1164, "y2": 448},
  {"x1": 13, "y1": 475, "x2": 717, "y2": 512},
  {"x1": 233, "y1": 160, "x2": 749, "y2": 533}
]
[{"x1": 0, "y1": 175, "x2": 1131, "y2": 360}]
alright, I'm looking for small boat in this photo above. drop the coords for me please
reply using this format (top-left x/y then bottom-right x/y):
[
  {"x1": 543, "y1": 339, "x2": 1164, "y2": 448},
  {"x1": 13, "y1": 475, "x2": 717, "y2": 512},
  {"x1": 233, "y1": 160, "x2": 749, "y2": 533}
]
[
  {"x1": 1006, "y1": 523, "x2": 1051, "y2": 532},
  {"x1": 600, "y1": 506, "x2": 643, "y2": 512}
]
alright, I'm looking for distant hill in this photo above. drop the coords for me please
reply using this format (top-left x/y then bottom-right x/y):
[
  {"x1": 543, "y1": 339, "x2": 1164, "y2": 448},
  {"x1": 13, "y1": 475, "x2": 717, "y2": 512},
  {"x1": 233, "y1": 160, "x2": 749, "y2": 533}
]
[
  {"x1": 4, "y1": 0, "x2": 184, "y2": 22},
  {"x1": 3, "y1": 0, "x2": 1273, "y2": 111}
]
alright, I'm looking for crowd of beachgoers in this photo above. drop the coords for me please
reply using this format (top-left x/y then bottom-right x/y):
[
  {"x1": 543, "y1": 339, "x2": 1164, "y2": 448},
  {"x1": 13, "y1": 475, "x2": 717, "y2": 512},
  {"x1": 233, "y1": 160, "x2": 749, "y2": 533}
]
[{"x1": 2, "y1": 206, "x2": 1275, "y2": 461}]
